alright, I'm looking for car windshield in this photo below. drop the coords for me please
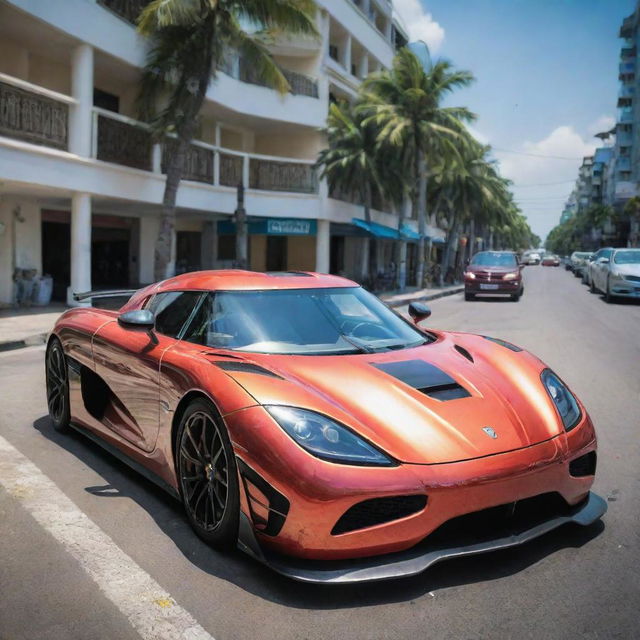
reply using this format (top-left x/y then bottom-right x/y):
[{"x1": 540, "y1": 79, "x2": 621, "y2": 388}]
[
  {"x1": 470, "y1": 252, "x2": 517, "y2": 267},
  {"x1": 614, "y1": 250, "x2": 640, "y2": 264},
  {"x1": 182, "y1": 287, "x2": 429, "y2": 355}
]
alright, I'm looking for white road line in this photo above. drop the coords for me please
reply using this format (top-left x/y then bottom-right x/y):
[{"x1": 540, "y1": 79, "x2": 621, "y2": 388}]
[{"x1": 0, "y1": 434, "x2": 215, "y2": 640}]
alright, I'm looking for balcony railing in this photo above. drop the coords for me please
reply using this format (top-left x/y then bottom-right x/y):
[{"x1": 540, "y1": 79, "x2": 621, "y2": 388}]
[
  {"x1": 249, "y1": 158, "x2": 317, "y2": 193},
  {"x1": 616, "y1": 156, "x2": 632, "y2": 171},
  {"x1": 617, "y1": 130, "x2": 633, "y2": 146},
  {"x1": 97, "y1": 0, "x2": 148, "y2": 25},
  {"x1": 92, "y1": 109, "x2": 318, "y2": 193},
  {"x1": 619, "y1": 85, "x2": 635, "y2": 98},
  {"x1": 619, "y1": 108, "x2": 634, "y2": 123},
  {"x1": 0, "y1": 76, "x2": 70, "y2": 150},
  {"x1": 233, "y1": 57, "x2": 319, "y2": 98}
]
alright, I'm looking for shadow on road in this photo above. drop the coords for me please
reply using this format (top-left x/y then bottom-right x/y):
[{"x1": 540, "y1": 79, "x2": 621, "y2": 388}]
[{"x1": 34, "y1": 415, "x2": 605, "y2": 609}]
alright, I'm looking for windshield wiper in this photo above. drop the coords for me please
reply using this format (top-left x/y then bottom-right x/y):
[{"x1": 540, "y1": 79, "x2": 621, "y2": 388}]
[{"x1": 339, "y1": 334, "x2": 375, "y2": 354}]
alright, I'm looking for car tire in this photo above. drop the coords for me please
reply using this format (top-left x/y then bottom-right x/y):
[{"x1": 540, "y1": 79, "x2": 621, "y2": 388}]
[
  {"x1": 511, "y1": 292, "x2": 520, "y2": 302},
  {"x1": 590, "y1": 278, "x2": 596, "y2": 294},
  {"x1": 176, "y1": 398, "x2": 240, "y2": 550},
  {"x1": 45, "y1": 338, "x2": 71, "y2": 433},
  {"x1": 605, "y1": 277, "x2": 613, "y2": 304},
  {"x1": 464, "y1": 292, "x2": 474, "y2": 301}
]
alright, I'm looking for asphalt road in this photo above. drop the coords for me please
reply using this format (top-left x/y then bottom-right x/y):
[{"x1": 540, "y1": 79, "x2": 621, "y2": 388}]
[{"x1": 1, "y1": 266, "x2": 639, "y2": 640}]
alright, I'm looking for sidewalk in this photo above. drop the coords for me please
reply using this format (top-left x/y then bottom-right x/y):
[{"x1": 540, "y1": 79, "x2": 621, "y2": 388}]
[
  {"x1": 379, "y1": 283, "x2": 463, "y2": 308},
  {"x1": 0, "y1": 283, "x2": 463, "y2": 352},
  {"x1": 0, "y1": 304, "x2": 66, "y2": 352}
]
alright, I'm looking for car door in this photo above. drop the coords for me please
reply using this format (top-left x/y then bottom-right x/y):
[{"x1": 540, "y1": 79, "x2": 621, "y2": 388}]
[
  {"x1": 92, "y1": 291, "x2": 204, "y2": 452},
  {"x1": 594, "y1": 249, "x2": 612, "y2": 291}
]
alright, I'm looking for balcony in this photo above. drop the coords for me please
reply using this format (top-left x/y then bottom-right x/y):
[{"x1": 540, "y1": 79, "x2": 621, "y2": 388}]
[
  {"x1": 621, "y1": 46, "x2": 637, "y2": 60},
  {"x1": 620, "y1": 61, "x2": 636, "y2": 75},
  {"x1": 619, "y1": 108, "x2": 634, "y2": 124},
  {"x1": 616, "y1": 156, "x2": 632, "y2": 171},
  {"x1": 0, "y1": 76, "x2": 70, "y2": 151},
  {"x1": 619, "y1": 85, "x2": 635, "y2": 98},
  {"x1": 97, "y1": 0, "x2": 148, "y2": 25},
  {"x1": 617, "y1": 129, "x2": 633, "y2": 146},
  {"x1": 615, "y1": 180, "x2": 638, "y2": 200},
  {"x1": 0, "y1": 74, "x2": 318, "y2": 196}
]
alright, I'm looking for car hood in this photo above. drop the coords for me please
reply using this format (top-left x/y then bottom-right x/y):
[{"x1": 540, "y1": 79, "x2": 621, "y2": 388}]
[
  {"x1": 614, "y1": 263, "x2": 640, "y2": 277},
  {"x1": 207, "y1": 332, "x2": 565, "y2": 464},
  {"x1": 467, "y1": 265, "x2": 519, "y2": 275}
]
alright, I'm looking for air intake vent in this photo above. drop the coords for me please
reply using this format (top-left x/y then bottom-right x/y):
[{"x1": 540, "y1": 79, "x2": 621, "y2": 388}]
[
  {"x1": 331, "y1": 495, "x2": 427, "y2": 535},
  {"x1": 483, "y1": 336, "x2": 523, "y2": 352},
  {"x1": 265, "y1": 271, "x2": 313, "y2": 277},
  {"x1": 419, "y1": 383, "x2": 470, "y2": 401},
  {"x1": 212, "y1": 361, "x2": 282, "y2": 378},
  {"x1": 454, "y1": 344, "x2": 474, "y2": 362},
  {"x1": 569, "y1": 451, "x2": 596, "y2": 477},
  {"x1": 371, "y1": 359, "x2": 471, "y2": 401}
]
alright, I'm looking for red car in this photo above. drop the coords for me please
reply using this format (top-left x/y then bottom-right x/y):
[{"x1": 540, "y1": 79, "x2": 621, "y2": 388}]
[
  {"x1": 464, "y1": 251, "x2": 524, "y2": 301},
  {"x1": 46, "y1": 270, "x2": 605, "y2": 583},
  {"x1": 542, "y1": 255, "x2": 561, "y2": 267}
]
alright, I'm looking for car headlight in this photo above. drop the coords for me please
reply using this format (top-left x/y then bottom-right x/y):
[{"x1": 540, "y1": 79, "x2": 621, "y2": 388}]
[
  {"x1": 464, "y1": 271, "x2": 476, "y2": 279},
  {"x1": 541, "y1": 369, "x2": 581, "y2": 432},
  {"x1": 502, "y1": 272, "x2": 518, "y2": 280},
  {"x1": 266, "y1": 406, "x2": 395, "y2": 466}
]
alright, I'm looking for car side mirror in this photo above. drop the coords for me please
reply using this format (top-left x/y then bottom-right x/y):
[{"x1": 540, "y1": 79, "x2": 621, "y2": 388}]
[
  {"x1": 118, "y1": 309, "x2": 155, "y2": 328},
  {"x1": 408, "y1": 302, "x2": 431, "y2": 325},
  {"x1": 519, "y1": 263, "x2": 525, "y2": 270},
  {"x1": 600, "y1": 257, "x2": 610, "y2": 264}
]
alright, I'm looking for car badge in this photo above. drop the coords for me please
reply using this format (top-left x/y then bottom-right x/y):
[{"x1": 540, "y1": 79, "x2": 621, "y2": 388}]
[{"x1": 482, "y1": 427, "x2": 498, "y2": 439}]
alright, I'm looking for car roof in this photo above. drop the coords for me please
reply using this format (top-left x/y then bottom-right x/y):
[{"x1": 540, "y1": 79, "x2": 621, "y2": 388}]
[{"x1": 155, "y1": 270, "x2": 357, "y2": 293}]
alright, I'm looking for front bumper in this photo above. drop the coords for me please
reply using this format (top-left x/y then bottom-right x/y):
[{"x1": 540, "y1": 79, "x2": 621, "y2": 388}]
[
  {"x1": 465, "y1": 280, "x2": 521, "y2": 294},
  {"x1": 238, "y1": 491, "x2": 606, "y2": 583},
  {"x1": 610, "y1": 281, "x2": 640, "y2": 298}
]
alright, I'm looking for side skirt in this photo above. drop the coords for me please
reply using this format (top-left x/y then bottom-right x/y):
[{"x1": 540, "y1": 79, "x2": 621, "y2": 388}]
[{"x1": 69, "y1": 421, "x2": 180, "y2": 501}]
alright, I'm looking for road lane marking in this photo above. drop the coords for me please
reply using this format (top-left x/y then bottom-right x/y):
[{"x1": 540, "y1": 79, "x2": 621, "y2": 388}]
[{"x1": 0, "y1": 435, "x2": 215, "y2": 640}]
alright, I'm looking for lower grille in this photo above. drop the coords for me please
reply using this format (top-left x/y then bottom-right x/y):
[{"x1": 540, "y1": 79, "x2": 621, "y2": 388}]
[
  {"x1": 332, "y1": 495, "x2": 428, "y2": 535},
  {"x1": 569, "y1": 451, "x2": 597, "y2": 477},
  {"x1": 425, "y1": 493, "x2": 572, "y2": 548}
]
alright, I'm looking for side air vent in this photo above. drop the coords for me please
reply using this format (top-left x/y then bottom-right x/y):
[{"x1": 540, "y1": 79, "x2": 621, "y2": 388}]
[
  {"x1": 371, "y1": 359, "x2": 471, "y2": 401},
  {"x1": 569, "y1": 451, "x2": 597, "y2": 477},
  {"x1": 482, "y1": 336, "x2": 523, "y2": 352},
  {"x1": 454, "y1": 344, "x2": 474, "y2": 362},
  {"x1": 213, "y1": 361, "x2": 283, "y2": 379},
  {"x1": 265, "y1": 271, "x2": 313, "y2": 277},
  {"x1": 331, "y1": 495, "x2": 427, "y2": 535}
]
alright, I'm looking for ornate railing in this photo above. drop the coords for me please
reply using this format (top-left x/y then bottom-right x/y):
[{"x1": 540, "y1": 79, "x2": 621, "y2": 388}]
[
  {"x1": 249, "y1": 158, "x2": 317, "y2": 193},
  {"x1": 236, "y1": 57, "x2": 318, "y2": 98},
  {"x1": 0, "y1": 80, "x2": 68, "y2": 150},
  {"x1": 219, "y1": 152, "x2": 243, "y2": 187},
  {"x1": 162, "y1": 139, "x2": 214, "y2": 184},
  {"x1": 96, "y1": 114, "x2": 152, "y2": 170},
  {"x1": 97, "y1": 0, "x2": 148, "y2": 25}
]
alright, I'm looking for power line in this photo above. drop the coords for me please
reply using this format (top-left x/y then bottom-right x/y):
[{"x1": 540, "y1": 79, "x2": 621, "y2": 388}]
[
  {"x1": 493, "y1": 147, "x2": 584, "y2": 160},
  {"x1": 514, "y1": 180, "x2": 575, "y2": 187}
]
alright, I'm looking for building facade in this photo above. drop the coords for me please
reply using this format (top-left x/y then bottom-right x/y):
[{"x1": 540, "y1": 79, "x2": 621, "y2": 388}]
[{"x1": 0, "y1": 0, "x2": 440, "y2": 305}]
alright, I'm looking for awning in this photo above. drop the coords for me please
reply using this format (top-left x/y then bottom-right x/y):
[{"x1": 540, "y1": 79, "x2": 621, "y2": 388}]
[{"x1": 351, "y1": 218, "x2": 421, "y2": 241}]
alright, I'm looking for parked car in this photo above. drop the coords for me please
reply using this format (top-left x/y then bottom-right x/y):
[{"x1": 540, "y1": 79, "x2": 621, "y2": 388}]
[
  {"x1": 570, "y1": 251, "x2": 593, "y2": 278},
  {"x1": 583, "y1": 248, "x2": 612, "y2": 286},
  {"x1": 589, "y1": 248, "x2": 640, "y2": 302},
  {"x1": 46, "y1": 270, "x2": 606, "y2": 583},
  {"x1": 464, "y1": 251, "x2": 524, "y2": 301},
  {"x1": 541, "y1": 254, "x2": 560, "y2": 267},
  {"x1": 526, "y1": 252, "x2": 541, "y2": 265}
]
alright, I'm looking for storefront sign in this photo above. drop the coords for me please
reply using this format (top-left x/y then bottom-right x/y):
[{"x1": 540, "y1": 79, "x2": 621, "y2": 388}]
[{"x1": 218, "y1": 218, "x2": 316, "y2": 236}]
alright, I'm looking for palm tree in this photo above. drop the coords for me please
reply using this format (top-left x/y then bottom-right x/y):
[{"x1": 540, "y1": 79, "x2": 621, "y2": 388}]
[
  {"x1": 360, "y1": 49, "x2": 475, "y2": 289},
  {"x1": 431, "y1": 140, "x2": 510, "y2": 282},
  {"x1": 137, "y1": 0, "x2": 317, "y2": 280},
  {"x1": 316, "y1": 101, "x2": 394, "y2": 284}
]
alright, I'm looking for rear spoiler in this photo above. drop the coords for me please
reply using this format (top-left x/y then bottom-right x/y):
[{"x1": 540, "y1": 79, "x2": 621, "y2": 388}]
[{"x1": 72, "y1": 289, "x2": 138, "y2": 302}]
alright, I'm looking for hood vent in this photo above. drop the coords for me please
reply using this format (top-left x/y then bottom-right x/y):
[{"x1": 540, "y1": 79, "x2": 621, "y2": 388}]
[
  {"x1": 454, "y1": 344, "x2": 474, "y2": 362},
  {"x1": 482, "y1": 336, "x2": 522, "y2": 352},
  {"x1": 371, "y1": 359, "x2": 470, "y2": 401},
  {"x1": 212, "y1": 361, "x2": 282, "y2": 379}
]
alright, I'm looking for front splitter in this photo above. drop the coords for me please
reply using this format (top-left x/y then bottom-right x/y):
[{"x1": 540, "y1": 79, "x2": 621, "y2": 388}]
[{"x1": 237, "y1": 492, "x2": 607, "y2": 584}]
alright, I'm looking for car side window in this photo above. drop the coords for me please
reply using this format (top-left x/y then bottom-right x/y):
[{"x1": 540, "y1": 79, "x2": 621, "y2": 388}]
[{"x1": 151, "y1": 291, "x2": 203, "y2": 338}]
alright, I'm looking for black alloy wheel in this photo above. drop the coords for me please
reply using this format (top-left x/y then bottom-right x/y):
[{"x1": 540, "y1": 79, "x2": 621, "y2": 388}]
[
  {"x1": 177, "y1": 399, "x2": 239, "y2": 548},
  {"x1": 46, "y1": 339, "x2": 70, "y2": 432}
]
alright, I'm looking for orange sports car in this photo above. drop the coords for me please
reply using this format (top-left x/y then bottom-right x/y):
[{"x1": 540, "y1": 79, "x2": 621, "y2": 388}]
[{"x1": 46, "y1": 270, "x2": 606, "y2": 583}]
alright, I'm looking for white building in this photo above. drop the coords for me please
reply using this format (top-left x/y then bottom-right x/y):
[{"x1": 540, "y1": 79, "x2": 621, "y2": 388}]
[{"x1": 0, "y1": 0, "x2": 443, "y2": 305}]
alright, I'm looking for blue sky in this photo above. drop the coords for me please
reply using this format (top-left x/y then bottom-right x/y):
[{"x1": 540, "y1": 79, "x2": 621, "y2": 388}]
[{"x1": 394, "y1": 0, "x2": 634, "y2": 241}]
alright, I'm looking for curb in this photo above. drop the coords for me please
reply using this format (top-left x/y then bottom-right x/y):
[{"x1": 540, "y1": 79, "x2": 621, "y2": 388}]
[
  {"x1": 383, "y1": 286, "x2": 464, "y2": 308},
  {"x1": 0, "y1": 332, "x2": 48, "y2": 353}
]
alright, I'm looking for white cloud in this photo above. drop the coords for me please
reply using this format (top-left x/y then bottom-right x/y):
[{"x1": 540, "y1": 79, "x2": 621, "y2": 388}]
[
  {"x1": 493, "y1": 126, "x2": 598, "y2": 241},
  {"x1": 587, "y1": 115, "x2": 615, "y2": 137},
  {"x1": 394, "y1": 0, "x2": 445, "y2": 53}
]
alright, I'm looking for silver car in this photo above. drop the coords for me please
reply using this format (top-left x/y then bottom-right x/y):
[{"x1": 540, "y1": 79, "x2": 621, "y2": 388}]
[{"x1": 590, "y1": 248, "x2": 640, "y2": 302}]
